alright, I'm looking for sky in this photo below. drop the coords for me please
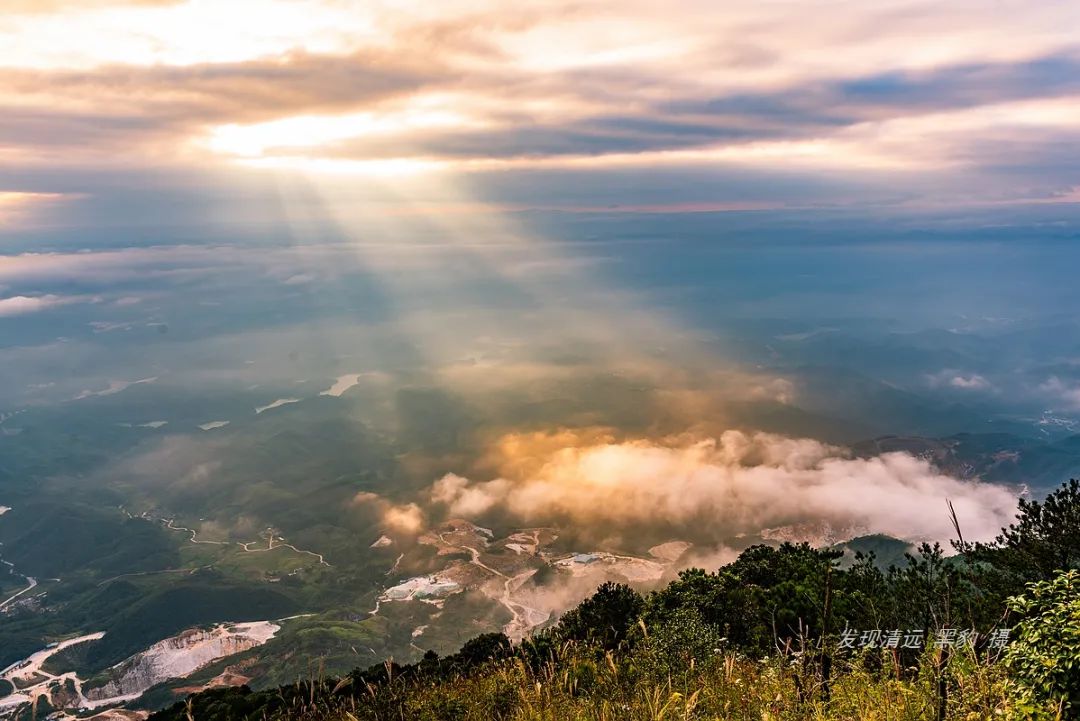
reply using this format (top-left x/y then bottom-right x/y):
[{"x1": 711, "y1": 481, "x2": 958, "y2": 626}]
[
  {"x1": 3, "y1": 0, "x2": 1080, "y2": 427},
  {"x1": 2, "y1": 0, "x2": 1080, "y2": 232}
]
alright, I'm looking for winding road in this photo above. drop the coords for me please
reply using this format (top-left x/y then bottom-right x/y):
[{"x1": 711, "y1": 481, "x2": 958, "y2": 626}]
[
  {"x1": 160, "y1": 518, "x2": 330, "y2": 567},
  {"x1": 0, "y1": 575, "x2": 38, "y2": 611},
  {"x1": 436, "y1": 535, "x2": 549, "y2": 640},
  {"x1": 0, "y1": 555, "x2": 38, "y2": 612}
]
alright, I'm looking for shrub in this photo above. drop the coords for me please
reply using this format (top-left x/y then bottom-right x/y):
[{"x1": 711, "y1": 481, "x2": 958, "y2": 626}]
[
  {"x1": 635, "y1": 607, "x2": 725, "y2": 680},
  {"x1": 552, "y1": 582, "x2": 644, "y2": 650},
  {"x1": 1003, "y1": 569, "x2": 1080, "y2": 717}
]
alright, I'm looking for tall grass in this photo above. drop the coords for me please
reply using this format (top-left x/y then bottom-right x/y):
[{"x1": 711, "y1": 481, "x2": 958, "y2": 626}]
[{"x1": 259, "y1": 640, "x2": 1014, "y2": 721}]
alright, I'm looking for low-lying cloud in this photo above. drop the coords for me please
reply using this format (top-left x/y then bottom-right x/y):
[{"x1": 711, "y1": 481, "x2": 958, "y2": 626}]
[
  {"x1": 0, "y1": 294, "x2": 77, "y2": 317},
  {"x1": 423, "y1": 430, "x2": 1019, "y2": 546},
  {"x1": 927, "y1": 369, "x2": 993, "y2": 391},
  {"x1": 1039, "y1": 376, "x2": 1080, "y2": 411},
  {"x1": 354, "y1": 491, "x2": 425, "y2": 535}
]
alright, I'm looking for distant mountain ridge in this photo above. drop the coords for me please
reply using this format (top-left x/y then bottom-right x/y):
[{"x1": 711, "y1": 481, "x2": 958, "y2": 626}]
[{"x1": 852, "y1": 432, "x2": 1080, "y2": 490}]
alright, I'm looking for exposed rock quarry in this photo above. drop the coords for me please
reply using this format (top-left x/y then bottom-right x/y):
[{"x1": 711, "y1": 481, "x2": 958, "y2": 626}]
[{"x1": 84, "y1": 622, "x2": 279, "y2": 703}]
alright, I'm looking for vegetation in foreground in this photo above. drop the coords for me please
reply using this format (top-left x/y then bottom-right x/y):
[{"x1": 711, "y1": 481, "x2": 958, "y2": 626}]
[{"x1": 145, "y1": 480, "x2": 1079, "y2": 720}]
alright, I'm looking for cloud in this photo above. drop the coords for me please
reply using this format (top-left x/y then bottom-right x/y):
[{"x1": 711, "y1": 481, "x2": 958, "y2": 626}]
[
  {"x1": 0, "y1": 245, "x2": 353, "y2": 289},
  {"x1": 2, "y1": 1, "x2": 1079, "y2": 187},
  {"x1": 424, "y1": 430, "x2": 1018, "y2": 546},
  {"x1": 1038, "y1": 376, "x2": 1080, "y2": 411},
  {"x1": 0, "y1": 49, "x2": 447, "y2": 159},
  {"x1": 74, "y1": 376, "x2": 158, "y2": 399},
  {"x1": 0, "y1": 294, "x2": 74, "y2": 316},
  {"x1": 282, "y1": 273, "x2": 316, "y2": 285},
  {"x1": 249, "y1": 53, "x2": 1080, "y2": 168},
  {"x1": 927, "y1": 370, "x2": 993, "y2": 391},
  {"x1": 949, "y1": 374, "x2": 991, "y2": 390},
  {"x1": 0, "y1": 191, "x2": 78, "y2": 228},
  {"x1": 113, "y1": 296, "x2": 143, "y2": 306},
  {"x1": 353, "y1": 491, "x2": 426, "y2": 535},
  {"x1": 0, "y1": 248, "x2": 208, "y2": 284},
  {"x1": 1, "y1": 1, "x2": 1078, "y2": 222},
  {"x1": 3, "y1": 0, "x2": 180, "y2": 13},
  {"x1": 384, "y1": 503, "x2": 425, "y2": 534}
]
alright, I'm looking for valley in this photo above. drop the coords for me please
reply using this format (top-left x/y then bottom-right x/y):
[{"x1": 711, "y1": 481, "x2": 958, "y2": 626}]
[
  {"x1": 0, "y1": 503, "x2": 700, "y2": 718},
  {"x1": 2, "y1": 326, "x2": 1078, "y2": 718}
]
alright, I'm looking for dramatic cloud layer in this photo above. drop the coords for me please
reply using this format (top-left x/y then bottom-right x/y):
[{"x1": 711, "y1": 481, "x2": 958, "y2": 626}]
[
  {"x1": 1, "y1": 0, "x2": 1078, "y2": 220},
  {"x1": 4, "y1": 0, "x2": 180, "y2": 13},
  {"x1": 423, "y1": 430, "x2": 1019, "y2": 545}
]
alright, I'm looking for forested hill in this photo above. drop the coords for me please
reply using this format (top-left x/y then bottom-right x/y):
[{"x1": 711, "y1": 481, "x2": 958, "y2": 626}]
[{"x1": 148, "y1": 481, "x2": 1080, "y2": 721}]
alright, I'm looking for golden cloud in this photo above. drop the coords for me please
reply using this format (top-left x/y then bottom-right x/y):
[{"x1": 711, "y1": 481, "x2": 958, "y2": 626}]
[{"x1": 425, "y1": 429, "x2": 1019, "y2": 546}]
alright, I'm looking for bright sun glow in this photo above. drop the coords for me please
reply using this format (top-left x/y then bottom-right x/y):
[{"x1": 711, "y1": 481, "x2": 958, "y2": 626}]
[
  {"x1": 0, "y1": 0, "x2": 370, "y2": 68},
  {"x1": 206, "y1": 106, "x2": 475, "y2": 160},
  {"x1": 240, "y1": 156, "x2": 444, "y2": 178}
]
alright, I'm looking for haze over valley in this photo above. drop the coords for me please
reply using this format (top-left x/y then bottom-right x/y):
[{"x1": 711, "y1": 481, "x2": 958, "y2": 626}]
[{"x1": 2, "y1": 0, "x2": 1080, "y2": 717}]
